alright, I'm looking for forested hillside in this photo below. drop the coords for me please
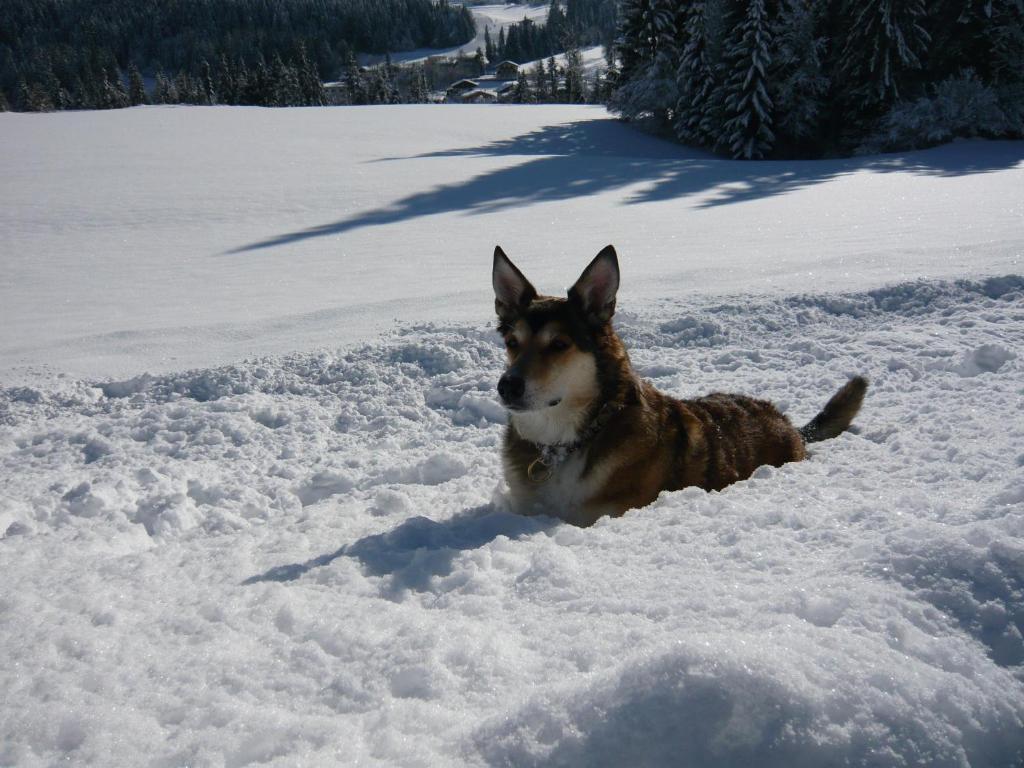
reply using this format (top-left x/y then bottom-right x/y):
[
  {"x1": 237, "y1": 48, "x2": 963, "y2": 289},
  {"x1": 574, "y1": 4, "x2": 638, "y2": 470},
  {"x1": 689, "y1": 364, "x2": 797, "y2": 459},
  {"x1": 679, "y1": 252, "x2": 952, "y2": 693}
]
[
  {"x1": 485, "y1": 0, "x2": 617, "y2": 63},
  {"x1": 0, "y1": 0, "x2": 474, "y2": 110},
  {"x1": 613, "y1": 0, "x2": 1024, "y2": 158}
]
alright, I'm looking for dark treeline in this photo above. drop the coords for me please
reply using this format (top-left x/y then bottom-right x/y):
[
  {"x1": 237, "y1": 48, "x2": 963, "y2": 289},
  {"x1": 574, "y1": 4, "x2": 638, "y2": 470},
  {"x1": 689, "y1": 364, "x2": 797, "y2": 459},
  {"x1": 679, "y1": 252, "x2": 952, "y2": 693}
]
[
  {"x1": 612, "y1": 0, "x2": 1024, "y2": 158},
  {"x1": 485, "y1": 0, "x2": 617, "y2": 64},
  {"x1": 0, "y1": 0, "x2": 474, "y2": 110}
]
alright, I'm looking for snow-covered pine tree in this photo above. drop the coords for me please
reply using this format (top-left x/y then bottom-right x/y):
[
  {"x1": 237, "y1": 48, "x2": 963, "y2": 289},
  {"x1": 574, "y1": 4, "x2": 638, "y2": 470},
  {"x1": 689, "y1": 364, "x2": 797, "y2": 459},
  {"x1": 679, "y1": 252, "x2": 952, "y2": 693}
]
[
  {"x1": 587, "y1": 72, "x2": 602, "y2": 102},
  {"x1": 297, "y1": 46, "x2": 325, "y2": 106},
  {"x1": 839, "y1": 0, "x2": 930, "y2": 108},
  {"x1": 989, "y1": 0, "x2": 1024, "y2": 86},
  {"x1": 215, "y1": 55, "x2": 235, "y2": 104},
  {"x1": 616, "y1": 0, "x2": 653, "y2": 84},
  {"x1": 200, "y1": 59, "x2": 217, "y2": 105},
  {"x1": 769, "y1": 0, "x2": 828, "y2": 152},
  {"x1": 100, "y1": 68, "x2": 130, "y2": 109},
  {"x1": 409, "y1": 64, "x2": 429, "y2": 102},
  {"x1": 127, "y1": 63, "x2": 146, "y2": 105},
  {"x1": 383, "y1": 54, "x2": 400, "y2": 104},
  {"x1": 531, "y1": 62, "x2": 548, "y2": 100},
  {"x1": 674, "y1": 0, "x2": 717, "y2": 146},
  {"x1": 546, "y1": 56, "x2": 559, "y2": 101},
  {"x1": 611, "y1": 0, "x2": 679, "y2": 124},
  {"x1": 514, "y1": 69, "x2": 535, "y2": 102},
  {"x1": 343, "y1": 52, "x2": 367, "y2": 105},
  {"x1": 153, "y1": 70, "x2": 170, "y2": 104},
  {"x1": 485, "y1": 27, "x2": 495, "y2": 62},
  {"x1": 233, "y1": 59, "x2": 250, "y2": 105},
  {"x1": 720, "y1": 0, "x2": 774, "y2": 158},
  {"x1": 565, "y1": 44, "x2": 586, "y2": 102}
]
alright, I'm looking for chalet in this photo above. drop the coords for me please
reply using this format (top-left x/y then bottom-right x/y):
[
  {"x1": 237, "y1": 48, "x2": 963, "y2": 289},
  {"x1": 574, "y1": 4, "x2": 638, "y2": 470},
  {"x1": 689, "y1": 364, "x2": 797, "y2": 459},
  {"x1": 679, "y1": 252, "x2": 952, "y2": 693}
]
[
  {"x1": 496, "y1": 82, "x2": 517, "y2": 103},
  {"x1": 494, "y1": 61, "x2": 520, "y2": 80},
  {"x1": 445, "y1": 79, "x2": 479, "y2": 101},
  {"x1": 461, "y1": 89, "x2": 497, "y2": 104}
]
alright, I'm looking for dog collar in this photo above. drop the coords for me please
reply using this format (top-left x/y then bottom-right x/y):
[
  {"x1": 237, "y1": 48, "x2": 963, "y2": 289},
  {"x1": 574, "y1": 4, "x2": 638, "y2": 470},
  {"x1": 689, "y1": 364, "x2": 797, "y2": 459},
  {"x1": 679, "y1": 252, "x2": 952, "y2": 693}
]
[{"x1": 526, "y1": 402, "x2": 623, "y2": 483}]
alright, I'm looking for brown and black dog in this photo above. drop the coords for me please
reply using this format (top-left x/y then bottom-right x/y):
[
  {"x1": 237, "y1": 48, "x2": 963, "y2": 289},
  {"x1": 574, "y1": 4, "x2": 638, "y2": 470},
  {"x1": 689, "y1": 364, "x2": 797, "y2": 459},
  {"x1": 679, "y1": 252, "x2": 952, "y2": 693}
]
[{"x1": 493, "y1": 245, "x2": 867, "y2": 526}]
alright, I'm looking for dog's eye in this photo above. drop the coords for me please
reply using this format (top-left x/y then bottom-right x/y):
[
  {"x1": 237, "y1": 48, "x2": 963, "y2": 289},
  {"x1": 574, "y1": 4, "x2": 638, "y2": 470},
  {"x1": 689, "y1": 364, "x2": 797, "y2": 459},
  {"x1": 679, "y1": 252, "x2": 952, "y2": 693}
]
[
  {"x1": 505, "y1": 337, "x2": 519, "y2": 351},
  {"x1": 549, "y1": 338, "x2": 570, "y2": 352}
]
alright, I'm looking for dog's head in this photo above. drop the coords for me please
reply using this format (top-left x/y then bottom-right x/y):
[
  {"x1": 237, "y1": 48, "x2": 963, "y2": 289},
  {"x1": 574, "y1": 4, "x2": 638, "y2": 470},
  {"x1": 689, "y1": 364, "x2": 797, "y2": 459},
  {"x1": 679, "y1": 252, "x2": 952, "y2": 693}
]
[{"x1": 492, "y1": 245, "x2": 620, "y2": 415}]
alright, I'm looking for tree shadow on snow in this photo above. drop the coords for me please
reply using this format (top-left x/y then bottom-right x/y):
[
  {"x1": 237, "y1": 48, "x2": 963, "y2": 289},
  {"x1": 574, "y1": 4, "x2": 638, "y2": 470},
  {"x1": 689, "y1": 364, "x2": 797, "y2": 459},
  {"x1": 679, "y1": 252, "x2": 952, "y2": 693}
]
[
  {"x1": 225, "y1": 117, "x2": 1024, "y2": 254},
  {"x1": 242, "y1": 505, "x2": 556, "y2": 593}
]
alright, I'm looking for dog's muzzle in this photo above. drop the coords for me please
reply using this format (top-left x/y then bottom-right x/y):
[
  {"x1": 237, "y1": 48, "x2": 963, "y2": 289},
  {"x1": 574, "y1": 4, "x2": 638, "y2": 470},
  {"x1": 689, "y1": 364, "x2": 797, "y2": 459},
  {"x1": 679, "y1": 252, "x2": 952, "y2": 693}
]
[{"x1": 497, "y1": 372, "x2": 526, "y2": 407}]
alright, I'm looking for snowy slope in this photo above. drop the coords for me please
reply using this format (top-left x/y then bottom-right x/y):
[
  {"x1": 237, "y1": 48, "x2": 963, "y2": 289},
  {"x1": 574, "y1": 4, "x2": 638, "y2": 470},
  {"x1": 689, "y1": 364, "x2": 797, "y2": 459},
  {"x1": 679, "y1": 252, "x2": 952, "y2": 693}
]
[
  {"x1": 520, "y1": 44, "x2": 608, "y2": 76},
  {"x1": 1, "y1": 105, "x2": 1021, "y2": 380},
  {"x1": 360, "y1": 3, "x2": 551, "y2": 66},
  {"x1": 2, "y1": 106, "x2": 1024, "y2": 766}
]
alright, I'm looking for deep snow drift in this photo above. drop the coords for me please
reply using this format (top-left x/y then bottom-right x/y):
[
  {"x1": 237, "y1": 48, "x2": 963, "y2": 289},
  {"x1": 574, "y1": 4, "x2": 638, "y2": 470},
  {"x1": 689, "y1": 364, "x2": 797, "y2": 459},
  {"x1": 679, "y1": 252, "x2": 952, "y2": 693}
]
[{"x1": 1, "y1": 106, "x2": 1023, "y2": 766}]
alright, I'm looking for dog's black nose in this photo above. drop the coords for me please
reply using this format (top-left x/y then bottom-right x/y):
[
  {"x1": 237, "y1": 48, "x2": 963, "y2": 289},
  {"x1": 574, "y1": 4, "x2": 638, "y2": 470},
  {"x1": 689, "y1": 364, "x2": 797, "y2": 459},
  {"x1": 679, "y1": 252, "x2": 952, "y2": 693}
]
[{"x1": 497, "y1": 373, "x2": 525, "y2": 404}]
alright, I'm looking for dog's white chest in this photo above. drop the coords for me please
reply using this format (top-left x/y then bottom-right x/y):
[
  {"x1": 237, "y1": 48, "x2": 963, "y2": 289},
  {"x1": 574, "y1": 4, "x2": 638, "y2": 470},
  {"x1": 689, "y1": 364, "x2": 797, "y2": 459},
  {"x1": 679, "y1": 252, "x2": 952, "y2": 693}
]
[{"x1": 509, "y1": 452, "x2": 604, "y2": 525}]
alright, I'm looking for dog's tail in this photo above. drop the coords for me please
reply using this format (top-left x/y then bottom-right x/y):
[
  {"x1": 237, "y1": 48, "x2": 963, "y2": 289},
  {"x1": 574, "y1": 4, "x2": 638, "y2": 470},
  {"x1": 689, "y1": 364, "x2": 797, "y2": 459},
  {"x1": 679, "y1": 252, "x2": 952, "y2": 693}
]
[{"x1": 799, "y1": 376, "x2": 868, "y2": 444}]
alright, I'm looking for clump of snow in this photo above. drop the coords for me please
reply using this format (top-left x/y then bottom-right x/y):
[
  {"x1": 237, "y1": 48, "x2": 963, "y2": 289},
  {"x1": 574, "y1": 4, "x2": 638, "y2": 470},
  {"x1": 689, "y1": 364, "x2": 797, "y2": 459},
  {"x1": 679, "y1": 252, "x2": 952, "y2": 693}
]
[{"x1": 2, "y1": 276, "x2": 1023, "y2": 765}]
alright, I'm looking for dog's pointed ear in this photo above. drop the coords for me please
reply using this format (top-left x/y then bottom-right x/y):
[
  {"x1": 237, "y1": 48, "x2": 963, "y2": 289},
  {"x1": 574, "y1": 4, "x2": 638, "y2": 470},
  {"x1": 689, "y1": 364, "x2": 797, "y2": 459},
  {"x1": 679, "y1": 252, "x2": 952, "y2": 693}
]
[
  {"x1": 493, "y1": 246, "x2": 537, "y2": 321},
  {"x1": 569, "y1": 245, "x2": 619, "y2": 325}
]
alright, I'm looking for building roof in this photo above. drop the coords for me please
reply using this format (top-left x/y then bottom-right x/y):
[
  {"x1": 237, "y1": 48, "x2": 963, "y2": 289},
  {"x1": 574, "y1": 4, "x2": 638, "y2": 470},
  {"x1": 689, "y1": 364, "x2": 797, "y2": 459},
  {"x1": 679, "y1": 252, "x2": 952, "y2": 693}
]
[{"x1": 461, "y1": 89, "x2": 497, "y2": 101}]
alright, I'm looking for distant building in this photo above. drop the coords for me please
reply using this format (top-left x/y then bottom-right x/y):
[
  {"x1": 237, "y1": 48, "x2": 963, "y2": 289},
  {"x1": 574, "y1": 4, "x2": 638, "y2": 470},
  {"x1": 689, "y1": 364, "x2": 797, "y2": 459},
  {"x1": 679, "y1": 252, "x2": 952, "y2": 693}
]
[
  {"x1": 461, "y1": 89, "x2": 497, "y2": 104},
  {"x1": 495, "y1": 61, "x2": 520, "y2": 80},
  {"x1": 496, "y1": 82, "x2": 517, "y2": 103},
  {"x1": 445, "y1": 79, "x2": 479, "y2": 101}
]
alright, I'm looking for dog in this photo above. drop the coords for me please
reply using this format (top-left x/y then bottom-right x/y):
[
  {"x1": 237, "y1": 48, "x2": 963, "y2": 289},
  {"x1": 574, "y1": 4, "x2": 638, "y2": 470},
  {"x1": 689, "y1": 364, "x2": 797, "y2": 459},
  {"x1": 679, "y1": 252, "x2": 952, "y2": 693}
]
[{"x1": 492, "y1": 244, "x2": 867, "y2": 526}]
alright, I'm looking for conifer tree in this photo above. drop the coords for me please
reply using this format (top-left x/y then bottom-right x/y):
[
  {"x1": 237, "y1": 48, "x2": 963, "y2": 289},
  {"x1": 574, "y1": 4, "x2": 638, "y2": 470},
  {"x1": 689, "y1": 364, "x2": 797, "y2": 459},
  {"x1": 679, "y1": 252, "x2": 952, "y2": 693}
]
[
  {"x1": 674, "y1": 0, "x2": 718, "y2": 146},
  {"x1": 343, "y1": 52, "x2": 367, "y2": 105},
  {"x1": 485, "y1": 27, "x2": 496, "y2": 62},
  {"x1": 546, "y1": 56, "x2": 559, "y2": 100},
  {"x1": 770, "y1": 0, "x2": 828, "y2": 150},
  {"x1": 99, "y1": 68, "x2": 129, "y2": 109},
  {"x1": 200, "y1": 59, "x2": 217, "y2": 105},
  {"x1": 154, "y1": 69, "x2": 176, "y2": 104},
  {"x1": 720, "y1": 0, "x2": 774, "y2": 158},
  {"x1": 989, "y1": 0, "x2": 1024, "y2": 85},
  {"x1": 128, "y1": 63, "x2": 147, "y2": 106},
  {"x1": 565, "y1": 45, "x2": 586, "y2": 103},
  {"x1": 531, "y1": 62, "x2": 548, "y2": 101},
  {"x1": 233, "y1": 60, "x2": 249, "y2": 104},
  {"x1": 297, "y1": 46, "x2": 325, "y2": 105},
  {"x1": 215, "y1": 55, "x2": 236, "y2": 104},
  {"x1": 514, "y1": 69, "x2": 534, "y2": 102},
  {"x1": 839, "y1": 0, "x2": 930, "y2": 108},
  {"x1": 409, "y1": 64, "x2": 430, "y2": 102}
]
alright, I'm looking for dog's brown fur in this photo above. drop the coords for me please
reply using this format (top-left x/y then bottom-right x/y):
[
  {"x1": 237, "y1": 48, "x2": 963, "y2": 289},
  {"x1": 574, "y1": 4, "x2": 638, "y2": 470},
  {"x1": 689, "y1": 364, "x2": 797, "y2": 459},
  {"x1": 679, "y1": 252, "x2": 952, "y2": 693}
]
[{"x1": 493, "y1": 245, "x2": 867, "y2": 526}]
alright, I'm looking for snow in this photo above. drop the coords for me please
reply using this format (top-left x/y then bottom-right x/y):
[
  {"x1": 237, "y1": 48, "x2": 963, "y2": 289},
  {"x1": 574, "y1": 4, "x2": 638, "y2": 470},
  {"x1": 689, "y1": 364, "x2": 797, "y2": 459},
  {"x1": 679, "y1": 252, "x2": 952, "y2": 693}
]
[
  {"x1": 520, "y1": 44, "x2": 609, "y2": 76},
  {"x1": 2, "y1": 104, "x2": 1024, "y2": 766},
  {"x1": 1, "y1": 105, "x2": 1022, "y2": 381}
]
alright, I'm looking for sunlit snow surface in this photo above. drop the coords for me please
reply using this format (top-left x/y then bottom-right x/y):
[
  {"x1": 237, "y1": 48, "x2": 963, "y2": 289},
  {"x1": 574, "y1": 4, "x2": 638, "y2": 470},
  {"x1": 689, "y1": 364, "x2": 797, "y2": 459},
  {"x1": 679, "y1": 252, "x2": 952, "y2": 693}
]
[{"x1": 1, "y1": 106, "x2": 1023, "y2": 766}]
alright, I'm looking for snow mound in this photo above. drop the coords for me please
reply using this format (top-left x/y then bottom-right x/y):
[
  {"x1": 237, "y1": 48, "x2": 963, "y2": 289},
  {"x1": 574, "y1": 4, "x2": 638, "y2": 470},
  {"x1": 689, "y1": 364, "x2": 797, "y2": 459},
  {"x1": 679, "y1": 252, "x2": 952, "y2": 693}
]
[{"x1": 2, "y1": 276, "x2": 1024, "y2": 766}]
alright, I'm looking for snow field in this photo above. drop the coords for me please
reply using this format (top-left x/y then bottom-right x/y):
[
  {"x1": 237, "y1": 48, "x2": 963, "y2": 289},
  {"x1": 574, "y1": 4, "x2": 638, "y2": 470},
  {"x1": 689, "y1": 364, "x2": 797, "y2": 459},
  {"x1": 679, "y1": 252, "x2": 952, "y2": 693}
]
[
  {"x1": 2, "y1": 275, "x2": 1023, "y2": 766},
  {"x1": 2, "y1": 105, "x2": 1022, "y2": 381}
]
